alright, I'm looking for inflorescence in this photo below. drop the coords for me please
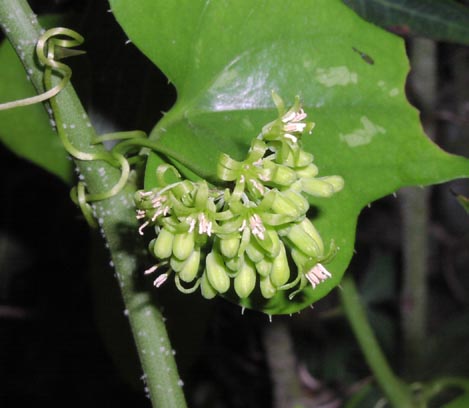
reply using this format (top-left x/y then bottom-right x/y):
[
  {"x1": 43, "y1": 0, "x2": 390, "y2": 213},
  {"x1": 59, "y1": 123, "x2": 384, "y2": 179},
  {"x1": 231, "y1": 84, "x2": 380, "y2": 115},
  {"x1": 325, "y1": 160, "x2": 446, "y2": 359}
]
[{"x1": 135, "y1": 93, "x2": 344, "y2": 301}]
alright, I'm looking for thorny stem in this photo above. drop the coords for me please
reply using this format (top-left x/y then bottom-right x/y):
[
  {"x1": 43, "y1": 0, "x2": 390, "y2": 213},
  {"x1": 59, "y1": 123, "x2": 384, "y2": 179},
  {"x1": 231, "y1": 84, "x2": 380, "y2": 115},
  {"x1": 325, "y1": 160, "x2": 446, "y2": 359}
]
[
  {"x1": 0, "y1": 2, "x2": 187, "y2": 407},
  {"x1": 340, "y1": 275, "x2": 415, "y2": 408}
]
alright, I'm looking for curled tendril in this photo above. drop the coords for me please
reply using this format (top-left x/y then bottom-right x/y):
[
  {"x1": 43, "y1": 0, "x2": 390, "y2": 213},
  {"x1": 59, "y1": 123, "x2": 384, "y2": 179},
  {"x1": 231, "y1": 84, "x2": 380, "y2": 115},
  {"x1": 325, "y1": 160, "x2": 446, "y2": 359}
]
[
  {"x1": 1, "y1": 27, "x2": 159, "y2": 228},
  {"x1": 0, "y1": 28, "x2": 83, "y2": 111}
]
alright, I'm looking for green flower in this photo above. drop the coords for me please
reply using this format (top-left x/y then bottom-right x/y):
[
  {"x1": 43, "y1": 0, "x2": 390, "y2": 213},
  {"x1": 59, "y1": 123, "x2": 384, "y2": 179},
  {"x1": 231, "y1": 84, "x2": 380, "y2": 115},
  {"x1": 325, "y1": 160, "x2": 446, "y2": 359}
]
[{"x1": 135, "y1": 93, "x2": 345, "y2": 305}]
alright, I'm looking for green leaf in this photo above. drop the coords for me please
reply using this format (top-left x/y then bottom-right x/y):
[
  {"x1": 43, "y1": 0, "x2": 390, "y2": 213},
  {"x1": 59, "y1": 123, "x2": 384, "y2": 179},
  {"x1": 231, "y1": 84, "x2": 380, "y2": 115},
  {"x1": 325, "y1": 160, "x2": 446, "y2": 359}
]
[
  {"x1": 343, "y1": 0, "x2": 469, "y2": 45},
  {"x1": 0, "y1": 30, "x2": 72, "y2": 183},
  {"x1": 110, "y1": 0, "x2": 469, "y2": 314}
]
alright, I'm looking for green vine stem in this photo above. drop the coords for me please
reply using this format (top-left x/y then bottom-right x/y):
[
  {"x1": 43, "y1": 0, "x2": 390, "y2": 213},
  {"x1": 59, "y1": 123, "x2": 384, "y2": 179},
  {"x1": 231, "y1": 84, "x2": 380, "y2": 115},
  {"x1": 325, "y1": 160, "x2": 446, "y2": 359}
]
[
  {"x1": 0, "y1": 1, "x2": 187, "y2": 407},
  {"x1": 399, "y1": 37, "x2": 436, "y2": 378},
  {"x1": 340, "y1": 275, "x2": 415, "y2": 408}
]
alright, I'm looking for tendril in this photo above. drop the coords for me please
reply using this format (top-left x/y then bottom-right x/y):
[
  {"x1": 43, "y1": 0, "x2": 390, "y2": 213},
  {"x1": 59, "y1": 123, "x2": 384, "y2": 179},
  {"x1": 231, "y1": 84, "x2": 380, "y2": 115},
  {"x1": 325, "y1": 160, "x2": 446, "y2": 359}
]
[
  {"x1": 0, "y1": 28, "x2": 83, "y2": 111},
  {"x1": 1, "y1": 27, "x2": 161, "y2": 228}
]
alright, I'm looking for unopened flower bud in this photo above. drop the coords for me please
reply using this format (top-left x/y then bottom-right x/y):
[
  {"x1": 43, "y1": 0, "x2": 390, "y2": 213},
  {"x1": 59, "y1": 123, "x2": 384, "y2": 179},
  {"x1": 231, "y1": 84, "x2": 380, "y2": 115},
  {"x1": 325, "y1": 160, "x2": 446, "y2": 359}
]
[
  {"x1": 260, "y1": 275, "x2": 277, "y2": 299},
  {"x1": 256, "y1": 258, "x2": 272, "y2": 277},
  {"x1": 254, "y1": 228, "x2": 281, "y2": 259},
  {"x1": 206, "y1": 250, "x2": 230, "y2": 293},
  {"x1": 172, "y1": 231, "x2": 195, "y2": 261},
  {"x1": 295, "y1": 150, "x2": 314, "y2": 167},
  {"x1": 234, "y1": 259, "x2": 256, "y2": 298},
  {"x1": 246, "y1": 241, "x2": 265, "y2": 263},
  {"x1": 219, "y1": 235, "x2": 241, "y2": 259},
  {"x1": 152, "y1": 228, "x2": 174, "y2": 259},
  {"x1": 270, "y1": 242, "x2": 290, "y2": 287},
  {"x1": 301, "y1": 178, "x2": 335, "y2": 197},
  {"x1": 200, "y1": 271, "x2": 217, "y2": 299},
  {"x1": 298, "y1": 218, "x2": 325, "y2": 255},
  {"x1": 225, "y1": 256, "x2": 241, "y2": 272},
  {"x1": 319, "y1": 175, "x2": 344, "y2": 193},
  {"x1": 170, "y1": 256, "x2": 184, "y2": 273},
  {"x1": 178, "y1": 249, "x2": 201, "y2": 283},
  {"x1": 295, "y1": 163, "x2": 319, "y2": 178},
  {"x1": 271, "y1": 191, "x2": 302, "y2": 217},
  {"x1": 271, "y1": 164, "x2": 297, "y2": 186},
  {"x1": 285, "y1": 221, "x2": 322, "y2": 258},
  {"x1": 281, "y1": 190, "x2": 309, "y2": 216}
]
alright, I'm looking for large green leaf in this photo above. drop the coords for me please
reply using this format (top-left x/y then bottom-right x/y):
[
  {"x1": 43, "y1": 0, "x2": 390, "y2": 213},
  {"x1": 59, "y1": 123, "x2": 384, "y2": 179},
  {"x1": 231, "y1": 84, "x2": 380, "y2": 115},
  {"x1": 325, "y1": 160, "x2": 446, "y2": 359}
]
[
  {"x1": 110, "y1": 0, "x2": 469, "y2": 314},
  {"x1": 0, "y1": 26, "x2": 72, "y2": 183},
  {"x1": 343, "y1": 0, "x2": 469, "y2": 45}
]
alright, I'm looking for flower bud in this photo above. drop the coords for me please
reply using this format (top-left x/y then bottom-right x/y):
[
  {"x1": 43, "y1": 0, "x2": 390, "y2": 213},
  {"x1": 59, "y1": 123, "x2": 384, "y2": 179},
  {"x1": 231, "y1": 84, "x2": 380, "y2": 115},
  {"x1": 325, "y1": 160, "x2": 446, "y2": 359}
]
[
  {"x1": 295, "y1": 163, "x2": 319, "y2": 178},
  {"x1": 271, "y1": 164, "x2": 297, "y2": 186},
  {"x1": 295, "y1": 150, "x2": 314, "y2": 167},
  {"x1": 260, "y1": 276, "x2": 277, "y2": 299},
  {"x1": 170, "y1": 256, "x2": 184, "y2": 273},
  {"x1": 225, "y1": 256, "x2": 241, "y2": 272},
  {"x1": 152, "y1": 228, "x2": 174, "y2": 259},
  {"x1": 246, "y1": 240, "x2": 265, "y2": 263},
  {"x1": 206, "y1": 250, "x2": 230, "y2": 293},
  {"x1": 298, "y1": 218, "x2": 324, "y2": 255},
  {"x1": 254, "y1": 228, "x2": 281, "y2": 259},
  {"x1": 172, "y1": 231, "x2": 195, "y2": 261},
  {"x1": 179, "y1": 249, "x2": 201, "y2": 283},
  {"x1": 319, "y1": 175, "x2": 344, "y2": 193},
  {"x1": 256, "y1": 258, "x2": 272, "y2": 277},
  {"x1": 200, "y1": 271, "x2": 217, "y2": 299},
  {"x1": 301, "y1": 178, "x2": 335, "y2": 197},
  {"x1": 271, "y1": 191, "x2": 302, "y2": 217},
  {"x1": 270, "y1": 242, "x2": 290, "y2": 287},
  {"x1": 234, "y1": 259, "x2": 256, "y2": 299},
  {"x1": 219, "y1": 235, "x2": 240, "y2": 259},
  {"x1": 285, "y1": 221, "x2": 322, "y2": 258},
  {"x1": 281, "y1": 190, "x2": 309, "y2": 216}
]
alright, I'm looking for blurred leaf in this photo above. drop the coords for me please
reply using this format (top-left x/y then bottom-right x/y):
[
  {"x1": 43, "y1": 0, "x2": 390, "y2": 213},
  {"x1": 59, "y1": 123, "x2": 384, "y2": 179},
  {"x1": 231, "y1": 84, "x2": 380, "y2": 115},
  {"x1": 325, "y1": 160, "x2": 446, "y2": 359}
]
[
  {"x1": 110, "y1": 0, "x2": 469, "y2": 314},
  {"x1": 0, "y1": 19, "x2": 72, "y2": 184},
  {"x1": 442, "y1": 393, "x2": 469, "y2": 408},
  {"x1": 343, "y1": 0, "x2": 469, "y2": 44},
  {"x1": 451, "y1": 189, "x2": 469, "y2": 214}
]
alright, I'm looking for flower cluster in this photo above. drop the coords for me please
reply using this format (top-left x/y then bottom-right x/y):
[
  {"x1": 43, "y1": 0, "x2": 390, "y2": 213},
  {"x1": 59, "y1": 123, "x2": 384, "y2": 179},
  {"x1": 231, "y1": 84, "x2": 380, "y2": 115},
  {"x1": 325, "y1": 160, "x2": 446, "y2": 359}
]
[{"x1": 135, "y1": 93, "x2": 344, "y2": 301}]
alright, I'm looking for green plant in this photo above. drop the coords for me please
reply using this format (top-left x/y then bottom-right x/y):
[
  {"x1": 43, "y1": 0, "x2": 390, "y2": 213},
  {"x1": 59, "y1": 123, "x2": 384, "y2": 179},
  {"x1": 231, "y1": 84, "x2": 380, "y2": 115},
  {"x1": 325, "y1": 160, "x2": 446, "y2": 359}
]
[{"x1": 1, "y1": 1, "x2": 469, "y2": 407}]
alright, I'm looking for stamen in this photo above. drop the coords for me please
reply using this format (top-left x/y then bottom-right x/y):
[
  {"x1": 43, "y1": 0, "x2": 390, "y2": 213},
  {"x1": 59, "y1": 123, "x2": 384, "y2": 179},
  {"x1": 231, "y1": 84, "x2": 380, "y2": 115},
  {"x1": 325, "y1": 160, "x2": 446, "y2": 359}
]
[
  {"x1": 239, "y1": 219, "x2": 247, "y2": 231},
  {"x1": 153, "y1": 273, "x2": 169, "y2": 288},
  {"x1": 284, "y1": 133, "x2": 298, "y2": 143},
  {"x1": 188, "y1": 217, "x2": 196, "y2": 233},
  {"x1": 305, "y1": 263, "x2": 332, "y2": 289},
  {"x1": 282, "y1": 111, "x2": 296, "y2": 123},
  {"x1": 144, "y1": 265, "x2": 159, "y2": 275},
  {"x1": 139, "y1": 191, "x2": 153, "y2": 197},
  {"x1": 138, "y1": 221, "x2": 149, "y2": 235},
  {"x1": 136, "y1": 210, "x2": 146, "y2": 219},
  {"x1": 284, "y1": 122, "x2": 306, "y2": 133},
  {"x1": 250, "y1": 214, "x2": 265, "y2": 240}
]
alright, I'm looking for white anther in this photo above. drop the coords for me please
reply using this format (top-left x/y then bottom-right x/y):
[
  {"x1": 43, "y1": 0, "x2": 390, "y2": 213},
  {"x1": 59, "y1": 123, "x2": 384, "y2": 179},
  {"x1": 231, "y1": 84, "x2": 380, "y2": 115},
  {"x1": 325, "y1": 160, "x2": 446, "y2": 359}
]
[
  {"x1": 284, "y1": 133, "x2": 298, "y2": 143},
  {"x1": 144, "y1": 265, "x2": 159, "y2": 275},
  {"x1": 305, "y1": 263, "x2": 331, "y2": 289},
  {"x1": 284, "y1": 122, "x2": 306, "y2": 133},
  {"x1": 249, "y1": 214, "x2": 265, "y2": 240},
  {"x1": 153, "y1": 273, "x2": 169, "y2": 288}
]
